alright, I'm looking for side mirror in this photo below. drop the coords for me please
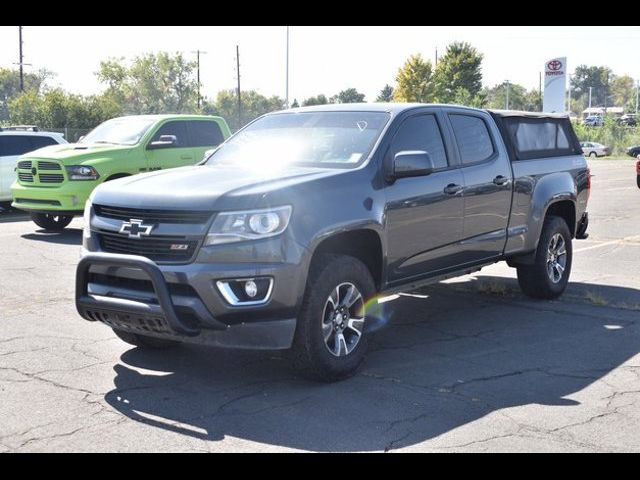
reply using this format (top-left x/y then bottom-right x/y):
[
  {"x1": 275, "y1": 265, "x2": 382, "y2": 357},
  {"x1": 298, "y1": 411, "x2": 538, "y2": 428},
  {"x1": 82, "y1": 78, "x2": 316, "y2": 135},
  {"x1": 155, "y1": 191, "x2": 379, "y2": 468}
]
[
  {"x1": 147, "y1": 135, "x2": 177, "y2": 150},
  {"x1": 78, "y1": 135, "x2": 85, "y2": 142},
  {"x1": 392, "y1": 151, "x2": 435, "y2": 179}
]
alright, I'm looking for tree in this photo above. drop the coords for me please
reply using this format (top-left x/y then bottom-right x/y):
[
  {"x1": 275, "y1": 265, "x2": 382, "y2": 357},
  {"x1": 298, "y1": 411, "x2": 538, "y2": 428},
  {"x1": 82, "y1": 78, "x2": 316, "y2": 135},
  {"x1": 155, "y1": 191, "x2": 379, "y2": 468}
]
[
  {"x1": 0, "y1": 68, "x2": 52, "y2": 123},
  {"x1": 213, "y1": 89, "x2": 285, "y2": 131},
  {"x1": 449, "y1": 87, "x2": 486, "y2": 108},
  {"x1": 302, "y1": 94, "x2": 329, "y2": 106},
  {"x1": 484, "y1": 82, "x2": 528, "y2": 110},
  {"x1": 434, "y1": 42, "x2": 483, "y2": 103},
  {"x1": 330, "y1": 88, "x2": 366, "y2": 104},
  {"x1": 611, "y1": 75, "x2": 635, "y2": 108},
  {"x1": 376, "y1": 84, "x2": 394, "y2": 102},
  {"x1": 291, "y1": 99, "x2": 299, "y2": 108},
  {"x1": 570, "y1": 65, "x2": 613, "y2": 107},
  {"x1": 96, "y1": 52, "x2": 199, "y2": 114},
  {"x1": 393, "y1": 54, "x2": 434, "y2": 103}
]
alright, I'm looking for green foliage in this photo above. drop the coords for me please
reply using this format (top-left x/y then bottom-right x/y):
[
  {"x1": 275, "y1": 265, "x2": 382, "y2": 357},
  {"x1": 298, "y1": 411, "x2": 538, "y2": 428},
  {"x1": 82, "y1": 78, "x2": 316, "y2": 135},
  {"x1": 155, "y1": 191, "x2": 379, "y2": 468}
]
[
  {"x1": 571, "y1": 65, "x2": 613, "y2": 107},
  {"x1": 611, "y1": 75, "x2": 636, "y2": 107},
  {"x1": 433, "y1": 42, "x2": 483, "y2": 103},
  {"x1": 96, "y1": 52, "x2": 199, "y2": 114},
  {"x1": 573, "y1": 116, "x2": 640, "y2": 156},
  {"x1": 302, "y1": 94, "x2": 329, "y2": 106},
  {"x1": 0, "y1": 68, "x2": 52, "y2": 123},
  {"x1": 8, "y1": 89, "x2": 123, "y2": 130},
  {"x1": 393, "y1": 54, "x2": 434, "y2": 103},
  {"x1": 330, "y1": 88, "x2": 365, "y2": 104},
  {"x1": 483, "y1": 82, "x2": 541, "y2": 111},
  {"x1": 290, "y1": 99, "x2": 300, "y2": 108},
  {"x1": 212, "y1": 89, "x2": 285, "y2": 131},
  {"x1": 449, "y1": 87, "x2": 486, "y2": 108},
  {"x1": 376, "y1": 84, "x2": 394, "y2": 102}
]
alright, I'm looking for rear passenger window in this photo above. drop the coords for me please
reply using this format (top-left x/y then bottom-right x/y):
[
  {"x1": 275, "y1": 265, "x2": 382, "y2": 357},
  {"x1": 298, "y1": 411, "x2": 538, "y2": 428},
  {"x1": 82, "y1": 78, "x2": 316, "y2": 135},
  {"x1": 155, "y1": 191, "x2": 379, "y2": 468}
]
[
  {"x1": 188, "y1": 121, "x2": 225, "y2": 147},
  {"x1": 0, "y1": 135, "x2": 35, "y2": 156},
  {"x1": 151, "y1": 121, "x2": 188, "y2": 147},
  {"x1": 391, "y1": 115, "x2": 448, "y2": 169},
  {"x1": 449, "y1": 114, "x2": 495, "y2": 164},
  {"x1": 30, "y1": 136, "x2": 59, "y2": 150}
]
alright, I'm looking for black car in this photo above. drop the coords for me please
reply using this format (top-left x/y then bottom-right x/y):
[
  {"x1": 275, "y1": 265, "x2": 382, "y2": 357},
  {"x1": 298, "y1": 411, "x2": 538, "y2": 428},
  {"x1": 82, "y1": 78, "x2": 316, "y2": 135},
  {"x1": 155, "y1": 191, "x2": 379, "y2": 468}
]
[
  {"x1": 627, "y1": 145, "x2": 640, "y2": 158},
  {"x1": 618, "y1": 114, "x2": 637, "y2": 127}
]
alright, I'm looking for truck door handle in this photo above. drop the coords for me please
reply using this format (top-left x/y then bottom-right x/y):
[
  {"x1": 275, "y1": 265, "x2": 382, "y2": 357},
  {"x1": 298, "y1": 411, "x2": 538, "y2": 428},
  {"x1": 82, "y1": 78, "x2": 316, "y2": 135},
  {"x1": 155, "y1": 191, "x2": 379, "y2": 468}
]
[
  {"x1": 493, "y1": 175, "x2": 510, "y2": 186},
  {"x1": 444, "y1": 183, "x2": 463, "y2": 195}
]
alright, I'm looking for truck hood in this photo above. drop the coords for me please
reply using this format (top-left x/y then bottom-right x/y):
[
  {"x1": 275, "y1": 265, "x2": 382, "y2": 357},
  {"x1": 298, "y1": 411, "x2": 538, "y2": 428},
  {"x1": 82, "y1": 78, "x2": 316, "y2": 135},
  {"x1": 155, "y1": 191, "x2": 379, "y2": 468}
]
[
  {"x1": 92, "y1": 164, "x2": 345, "y2": 210},
  {"x1": 23, "y1": 143, "x2": 132, "y2": 163}
]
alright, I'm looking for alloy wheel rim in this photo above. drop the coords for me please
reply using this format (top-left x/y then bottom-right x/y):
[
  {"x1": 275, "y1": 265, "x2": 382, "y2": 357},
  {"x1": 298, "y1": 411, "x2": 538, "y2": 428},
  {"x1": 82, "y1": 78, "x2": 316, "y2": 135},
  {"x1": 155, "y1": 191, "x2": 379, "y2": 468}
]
[
  {"x1": 322, "y1": 282, "x2": 365, "y2": 357},
  {"x1": 546, "y1": 233, "x2": 567, "y2": 284}
]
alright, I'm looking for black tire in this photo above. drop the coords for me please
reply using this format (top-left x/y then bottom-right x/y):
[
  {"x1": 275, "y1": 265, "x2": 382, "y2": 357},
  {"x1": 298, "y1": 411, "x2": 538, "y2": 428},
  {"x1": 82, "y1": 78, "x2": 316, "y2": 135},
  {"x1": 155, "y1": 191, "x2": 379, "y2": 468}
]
[
  {"x1": 589, "y1": 151, "x2": 597, "y2": 158},
  {"x1": 517, "y1": 215, "x2": 572, "y2": 300},
  {"x1": 30, "y1": 212, "x2": 74, "y2": 231},
  {"x1": 112, "y1": 328, "x2": 179, "y2": 349},
  {"x1": 290, "y1": 254, "x2": 376, "y2": 382},
  {"x1": 636, "y1": 175, "x2": 640, "y2": 189}
]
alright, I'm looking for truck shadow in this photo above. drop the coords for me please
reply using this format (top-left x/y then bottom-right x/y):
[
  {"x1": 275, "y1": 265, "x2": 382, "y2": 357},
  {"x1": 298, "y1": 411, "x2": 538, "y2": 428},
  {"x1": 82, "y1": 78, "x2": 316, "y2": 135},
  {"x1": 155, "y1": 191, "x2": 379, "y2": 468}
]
[
  {"x1": 21, "y1": 229, "x2": 82, "y2": 245},
  {"x1": 104, "y1": 277, "x2": 640, "y2": 451}
]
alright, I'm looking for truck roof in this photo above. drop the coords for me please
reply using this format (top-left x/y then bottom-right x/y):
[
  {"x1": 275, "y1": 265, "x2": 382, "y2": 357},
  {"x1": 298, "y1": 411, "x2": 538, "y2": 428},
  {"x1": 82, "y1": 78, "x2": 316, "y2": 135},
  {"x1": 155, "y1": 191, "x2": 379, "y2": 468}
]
[
  {"x1": 281, "y1": 103, "x2": 568, "y2": 118},
  {"x1": 108, "y1": 114, "x2": 226, "y2": 122}
]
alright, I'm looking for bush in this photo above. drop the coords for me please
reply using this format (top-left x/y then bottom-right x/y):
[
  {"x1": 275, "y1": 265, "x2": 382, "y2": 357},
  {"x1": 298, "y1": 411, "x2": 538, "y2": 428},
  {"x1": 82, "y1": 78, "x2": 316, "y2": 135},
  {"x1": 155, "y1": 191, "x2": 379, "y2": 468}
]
[{"x1": 573, "y1": 116, "x2": 640, "y2": 156}]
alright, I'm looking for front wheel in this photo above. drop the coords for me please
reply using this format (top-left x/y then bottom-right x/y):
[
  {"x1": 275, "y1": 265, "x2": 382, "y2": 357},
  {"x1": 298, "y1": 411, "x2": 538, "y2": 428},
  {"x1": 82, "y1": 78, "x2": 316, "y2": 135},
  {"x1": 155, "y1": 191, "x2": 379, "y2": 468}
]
[
  {"x1": 30, "y1": 212, "x2": 74, "y2": 231},
  {"x1": 589, "y1": 151, "x2": 597, "y2": 158},
  {"x1": 517, "y1": 215, "x2": 572, "y2": 300},
  {"x1": 290, "y1": 254, "x2": 375, "y2": 382}
]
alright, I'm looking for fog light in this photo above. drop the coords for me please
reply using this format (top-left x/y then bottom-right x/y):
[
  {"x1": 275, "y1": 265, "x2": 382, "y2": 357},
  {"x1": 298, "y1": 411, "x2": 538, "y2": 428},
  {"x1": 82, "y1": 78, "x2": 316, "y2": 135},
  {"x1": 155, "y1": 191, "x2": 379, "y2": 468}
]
[{"x1": 244, "y1": 280, "x2": 258, "y2": 298}]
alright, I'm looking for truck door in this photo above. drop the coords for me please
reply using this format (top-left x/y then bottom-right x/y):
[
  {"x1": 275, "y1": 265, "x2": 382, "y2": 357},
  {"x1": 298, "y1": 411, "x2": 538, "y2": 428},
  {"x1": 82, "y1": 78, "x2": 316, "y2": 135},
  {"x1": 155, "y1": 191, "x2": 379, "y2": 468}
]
[
  {"x1": 444, "y1": 110, "x2": 512, "y2": 262},
  {"x1": 145, "y1": 120, "x2": 194, "y2": 171},
  {"x1": 384, "y1": 110, "x2": 465, "y2": 286}
]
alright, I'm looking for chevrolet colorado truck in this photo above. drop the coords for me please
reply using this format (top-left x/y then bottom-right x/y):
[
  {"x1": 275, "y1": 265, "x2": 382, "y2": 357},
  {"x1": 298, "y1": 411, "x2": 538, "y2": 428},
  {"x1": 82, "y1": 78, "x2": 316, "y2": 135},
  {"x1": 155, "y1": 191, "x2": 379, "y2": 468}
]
[
  {"x1": 76, "y1": 104, "x2": 590, "y2": 382},
  {"x1": 11, "y1": 114, "x2": 230, "y2": 231}
]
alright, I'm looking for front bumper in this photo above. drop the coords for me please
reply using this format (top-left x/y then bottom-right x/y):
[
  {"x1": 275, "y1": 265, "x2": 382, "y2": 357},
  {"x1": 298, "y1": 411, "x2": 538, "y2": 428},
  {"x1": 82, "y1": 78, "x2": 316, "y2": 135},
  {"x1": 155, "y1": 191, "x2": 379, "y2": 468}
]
[
  {"x1": 76, "y1": 252, "x2": 300, "y2": 350},
  {"x1": 11, "y1": 180, "x2": 96, "y2": 214}
]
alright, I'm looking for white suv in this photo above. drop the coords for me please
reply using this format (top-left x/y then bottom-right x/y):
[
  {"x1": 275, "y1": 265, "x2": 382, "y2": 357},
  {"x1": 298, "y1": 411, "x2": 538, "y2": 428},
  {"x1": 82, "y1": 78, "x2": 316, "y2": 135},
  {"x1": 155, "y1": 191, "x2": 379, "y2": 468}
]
[{"x1": 0, "y1": 128, "x2": 67, "y2": 203}]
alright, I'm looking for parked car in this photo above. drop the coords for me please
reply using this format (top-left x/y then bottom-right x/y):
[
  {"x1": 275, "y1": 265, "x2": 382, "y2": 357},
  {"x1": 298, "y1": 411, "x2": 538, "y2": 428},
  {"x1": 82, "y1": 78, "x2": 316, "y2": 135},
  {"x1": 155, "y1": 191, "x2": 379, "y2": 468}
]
[
  {"x1": 0, "y1": 129, "x2": 67, "y2": 203},
  {"x1": 583, "y1": 115, "x2": 603, "y2": 127},
  {"x1": 580, "y1": 141, "x2": 611, "y2": 157},
  {"x1": 626, "y1": 145, "x2": 640, "y2": 158},
  {"x1": 618, "y1": 114, "x2": 637, "y2": 127},
  {"x1": 76, "y1": 104, "x2": 590, "y2": 382},
  {"x1": 11, "y1": 115, "x2": 231, "y2": 231}
]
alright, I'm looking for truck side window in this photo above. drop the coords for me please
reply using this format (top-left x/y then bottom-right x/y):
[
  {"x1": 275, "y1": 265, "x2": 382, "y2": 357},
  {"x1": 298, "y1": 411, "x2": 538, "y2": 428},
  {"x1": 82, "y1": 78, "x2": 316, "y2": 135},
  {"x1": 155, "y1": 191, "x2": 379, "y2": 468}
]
[
  {"x1": 187, "y1": 121, "x2": 225, "y2": 147},
  {"x1": 391, "y1": 115, "x2": 448, "y2": 169},
  {"x1": 449, "y1": 114, "x2": 495, "y2": 165},
  {"x1": 151, "y1": 121, "x2": 188, "y2": 147},
  {"x1": 30, "y1": 136, "x2": 59, "y2": 150}
]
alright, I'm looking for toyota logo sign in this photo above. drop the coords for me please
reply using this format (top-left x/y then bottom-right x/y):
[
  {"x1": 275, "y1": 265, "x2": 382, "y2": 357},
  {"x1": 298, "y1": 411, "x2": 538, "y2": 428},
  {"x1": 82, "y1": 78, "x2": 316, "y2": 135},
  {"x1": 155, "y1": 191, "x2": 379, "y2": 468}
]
[{"x1": 547, "y1": 60, "x2": 563, "y2": 71}]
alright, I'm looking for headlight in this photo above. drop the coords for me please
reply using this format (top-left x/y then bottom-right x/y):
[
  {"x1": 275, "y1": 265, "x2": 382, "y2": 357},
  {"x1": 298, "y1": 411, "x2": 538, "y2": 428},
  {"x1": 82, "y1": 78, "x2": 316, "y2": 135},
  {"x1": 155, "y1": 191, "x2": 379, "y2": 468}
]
[
  {"x1": 66, "y1": 165, "x2": 100, "y2": 181},
  {"x1": 83, "y1": 198, "x2": 92, "y2": 239},
  {"x1": 204, "y1": 206, "x2": 292, "y2": 246}
]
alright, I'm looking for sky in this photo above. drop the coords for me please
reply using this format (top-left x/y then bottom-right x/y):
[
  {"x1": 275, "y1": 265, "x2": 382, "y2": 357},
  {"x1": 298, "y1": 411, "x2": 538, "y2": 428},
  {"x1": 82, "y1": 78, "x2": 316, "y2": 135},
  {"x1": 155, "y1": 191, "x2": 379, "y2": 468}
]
[{"x1": 1, "y1": 26, "x2": 640, "y2": 102}]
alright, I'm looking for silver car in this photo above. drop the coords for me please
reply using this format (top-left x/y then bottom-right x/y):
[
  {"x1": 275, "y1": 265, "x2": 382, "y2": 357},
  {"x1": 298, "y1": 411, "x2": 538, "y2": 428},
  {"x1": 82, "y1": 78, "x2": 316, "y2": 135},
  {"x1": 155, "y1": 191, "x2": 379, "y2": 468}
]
[{"x1": 581, "y1": 141, "x2": 610, "y2": 157}]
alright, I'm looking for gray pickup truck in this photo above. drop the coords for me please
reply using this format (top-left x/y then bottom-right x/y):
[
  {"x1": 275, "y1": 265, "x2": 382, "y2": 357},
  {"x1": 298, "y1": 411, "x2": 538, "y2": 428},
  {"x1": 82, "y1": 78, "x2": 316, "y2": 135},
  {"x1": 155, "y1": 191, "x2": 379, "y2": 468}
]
[{"x1": 76, "y1": 104, "x2": 590, "y2": 381}]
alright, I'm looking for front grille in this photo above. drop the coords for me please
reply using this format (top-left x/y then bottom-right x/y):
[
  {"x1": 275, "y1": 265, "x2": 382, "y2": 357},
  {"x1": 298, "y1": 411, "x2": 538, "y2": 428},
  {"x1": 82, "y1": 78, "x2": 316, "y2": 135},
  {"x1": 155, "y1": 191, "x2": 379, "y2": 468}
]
[
  {"x1": 99, "y1": 232, "x2": 198, "y2": 263},
  {"x1": 38, "y1": 173, "x2": 64, "y2": 183},
  {"x1": 37, "y1": 161, "x2": 62, "y2": 171},
  {"x1": 94, "y1": 204, "x2": 212, "y2": 224},
  {"x1": 17, "y1": 160, "x2": 32, "y2": 169},
  {"x1": 18, "y1": 173, "x2": 34, "y2": 182}
]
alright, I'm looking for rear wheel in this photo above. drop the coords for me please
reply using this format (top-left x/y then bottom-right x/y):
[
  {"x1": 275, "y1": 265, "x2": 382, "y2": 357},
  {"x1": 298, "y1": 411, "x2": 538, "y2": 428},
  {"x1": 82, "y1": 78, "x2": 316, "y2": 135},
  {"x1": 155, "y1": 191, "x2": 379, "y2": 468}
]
[
  {"x1": 517, "y1": 215, "x2": 572, "y2": 300},
  {"x1": 589, "y1": 151, "x2": 597, "y2": 158},
  {"x1": 112, "y1": 329, "x2": 179, "y2": 349},
  {"x1": 290, "y1": 254, "x2": 375, "y2": 382},
  {"x1": 637, "y1": 175, "x2": 640, "y2": 189},
  {"x1": 30, "y1": 212, "x2": 74, "y2": 231}
]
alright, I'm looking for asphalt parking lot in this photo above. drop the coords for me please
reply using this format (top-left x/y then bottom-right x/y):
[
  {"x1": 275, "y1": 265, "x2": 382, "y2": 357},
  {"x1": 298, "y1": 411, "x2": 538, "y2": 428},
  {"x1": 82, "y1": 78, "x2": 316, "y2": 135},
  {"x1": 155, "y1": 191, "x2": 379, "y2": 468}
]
[{"x1": 1, "y1": 159, "x2": 639, "y2": 452}]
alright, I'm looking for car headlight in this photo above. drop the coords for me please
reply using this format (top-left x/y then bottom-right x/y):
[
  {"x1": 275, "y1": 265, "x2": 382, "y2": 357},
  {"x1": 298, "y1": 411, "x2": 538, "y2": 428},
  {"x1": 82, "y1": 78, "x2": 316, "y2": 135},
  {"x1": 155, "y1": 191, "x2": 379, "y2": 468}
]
[
  {"x1": 204, "y1": 206, "x2": 292, "y2": 246},
  {"x1": 66, "y1": 165, "x2": 100, "y2": 181},
  {"x1": 83, "y1": 198, "x2": 92, "y2": 239}
]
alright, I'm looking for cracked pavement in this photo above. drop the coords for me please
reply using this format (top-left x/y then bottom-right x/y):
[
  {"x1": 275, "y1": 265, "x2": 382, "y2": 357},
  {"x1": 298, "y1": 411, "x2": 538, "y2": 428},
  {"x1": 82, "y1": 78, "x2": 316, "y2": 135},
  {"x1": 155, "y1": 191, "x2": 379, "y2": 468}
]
[{"x1": 0, "y1": 159, "x2": 639, "y2": 452}]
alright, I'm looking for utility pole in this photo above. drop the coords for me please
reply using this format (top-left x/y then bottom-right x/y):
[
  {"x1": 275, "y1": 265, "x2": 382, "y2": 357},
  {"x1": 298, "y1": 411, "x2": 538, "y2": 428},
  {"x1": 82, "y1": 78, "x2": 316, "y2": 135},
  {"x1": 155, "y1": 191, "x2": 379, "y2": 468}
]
[
  {"x1": 236, "y1": 45, "x2": 242, "y2": 129},
  {"x1": 435, "y1": 47, "x2": 438, "y2": 68},
  {"x1": 539, "y1": 71, "x2": 542, "y2": 111},
  {"x1": 505, "y1": 80, "x2": 510, "y2": 110},
  {"x1": 18, "y1": 26, "x2": 24, "y2": 91},
  {"x1": 285, "y1": 26, "x2": 290, "y2": 108},
  {"x1": 191, "y1": 50, "x2": 207, "y2": 110},
  {"x1": 567, "y1": 74, "x2": 572, "y2": 114},
  {"x1": 588, "y1": 87, "x2": 593, "y2": 110},
  {"x1": 636, "y1": 80, "x2": 639, "y2": 115}
]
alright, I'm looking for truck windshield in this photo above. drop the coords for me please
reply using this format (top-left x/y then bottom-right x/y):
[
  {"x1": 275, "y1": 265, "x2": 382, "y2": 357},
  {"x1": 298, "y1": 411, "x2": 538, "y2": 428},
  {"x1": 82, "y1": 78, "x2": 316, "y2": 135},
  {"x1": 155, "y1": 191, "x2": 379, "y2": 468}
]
[
  {"x1": 80, "y1": 117, "x2": 156, "y2": 146},
  {"x1": 205, "y1": 111, "x2": 390, "y2": 169}
]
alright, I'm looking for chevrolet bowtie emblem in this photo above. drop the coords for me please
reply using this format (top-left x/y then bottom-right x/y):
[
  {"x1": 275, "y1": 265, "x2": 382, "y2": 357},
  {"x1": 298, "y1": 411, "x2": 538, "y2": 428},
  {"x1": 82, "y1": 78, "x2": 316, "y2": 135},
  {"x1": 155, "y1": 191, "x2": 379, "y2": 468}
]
[{"x1": 120, "y1": 219, "x2": 154, "y2": 239}]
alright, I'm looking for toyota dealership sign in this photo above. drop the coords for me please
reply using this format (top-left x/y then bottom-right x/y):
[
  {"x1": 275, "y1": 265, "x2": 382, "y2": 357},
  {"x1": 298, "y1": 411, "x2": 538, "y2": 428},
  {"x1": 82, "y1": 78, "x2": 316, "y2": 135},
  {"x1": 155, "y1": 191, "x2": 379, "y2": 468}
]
[{"x1": 543, "y1": 57, "x2": 567, "y2": 113}]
